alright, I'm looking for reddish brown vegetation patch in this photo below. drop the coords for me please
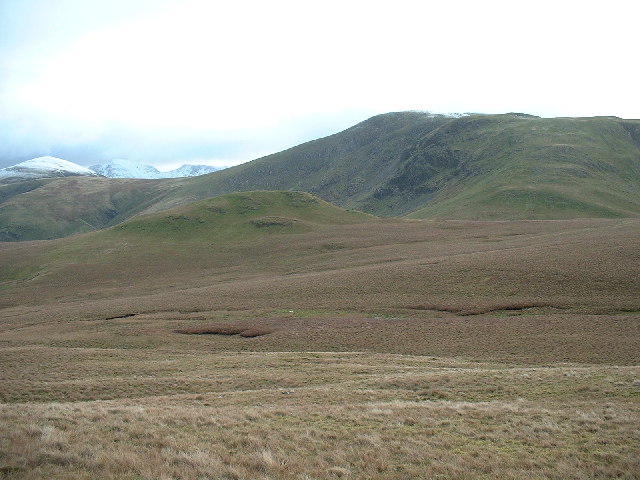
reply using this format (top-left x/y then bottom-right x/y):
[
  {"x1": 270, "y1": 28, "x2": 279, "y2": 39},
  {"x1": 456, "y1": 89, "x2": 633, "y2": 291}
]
[
  {"x1": 105, "y1": 313, "x2": 137, "y2": 320},
  {"x1": 174, "y1": 324, "x2": 273, "y2": 338},
  {"x1": 405, "y1": 301, "x2": 554, "y2": 316}
]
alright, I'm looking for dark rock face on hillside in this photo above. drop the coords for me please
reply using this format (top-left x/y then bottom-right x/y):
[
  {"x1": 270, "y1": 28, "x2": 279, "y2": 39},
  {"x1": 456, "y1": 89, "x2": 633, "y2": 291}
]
[
  {"x1": 205, "y1": 112, "x2": 455, "y2": 207},
  {"x1": 373, "y1": 146, "x2": 474, "y2": 199},
  {"x1": 621, "y1": 121, "x2": 640, "y2": 149}
]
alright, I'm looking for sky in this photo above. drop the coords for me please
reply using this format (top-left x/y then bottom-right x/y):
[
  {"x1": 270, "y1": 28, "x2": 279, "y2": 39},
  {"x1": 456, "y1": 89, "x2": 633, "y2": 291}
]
[{"x1": 0, "y1": 0, "x2": 638, "y2": 170}]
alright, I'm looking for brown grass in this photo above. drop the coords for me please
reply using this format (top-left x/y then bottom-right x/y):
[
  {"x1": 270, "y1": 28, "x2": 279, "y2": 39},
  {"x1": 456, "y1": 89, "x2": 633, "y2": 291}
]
[
  {"x1": 0, "y1": 218, "x2": 638, "y2": 478},
  {"x1": 0, "y1": 350, "x2": 638, "y2": 479},
  {"x1": 2, "y1": 218, "x2": 638, "y2": 314}
]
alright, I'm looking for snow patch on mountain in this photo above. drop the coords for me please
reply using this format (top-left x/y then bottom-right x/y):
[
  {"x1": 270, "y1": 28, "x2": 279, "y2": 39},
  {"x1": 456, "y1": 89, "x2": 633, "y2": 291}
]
[
  {"x1": 0, "y1": 157, "x2": 225, "y2": 182},
  {"x1": 163, "y1": 164, "x2": 223, "y2": 177},
  {"x1": 15, "y1": 156, "x2": 96, "y2": 174},
  {"x1": 415, "y1": 111, "x2": 472, "y2": 119},
  {"x1": 89, "y1": 159, "x2": 163, "y2": 179},
  {"x1": 90, "y1": 159, "x2": 223, "y2": 179},
  {"x1": 0, "y1": 156, "x2": 99, "y2": 182}
]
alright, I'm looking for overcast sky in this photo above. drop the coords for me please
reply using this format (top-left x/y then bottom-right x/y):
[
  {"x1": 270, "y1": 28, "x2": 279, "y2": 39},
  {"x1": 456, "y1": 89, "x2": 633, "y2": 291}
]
[{"x1": 1, "y1": 0, "x2": 638, "y2": 170}]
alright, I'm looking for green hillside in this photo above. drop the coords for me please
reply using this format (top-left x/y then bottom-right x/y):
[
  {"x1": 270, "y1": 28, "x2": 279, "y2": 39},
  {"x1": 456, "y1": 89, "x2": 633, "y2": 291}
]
[
  {"x1": 186, "y1": 113, "x2": 640, "y2": 218},
  {"x1": 0, "y1": 191, "x2": 374, "y2": 297},
  {"x1": 0, "y1": 177, "x2": 186, "y2": 241},
  {"x1": 178, "y1": 112, "x2": 454, "y2": 211},
  {"x1": 401, "y1": 115, "x2": 640, "y2": 219},
  {"x1": 1, "y1": 112, "x2": 639, "y2": 241},
  {"x1": 109, "y1": 190, "x2": 372, "y2": 242}
]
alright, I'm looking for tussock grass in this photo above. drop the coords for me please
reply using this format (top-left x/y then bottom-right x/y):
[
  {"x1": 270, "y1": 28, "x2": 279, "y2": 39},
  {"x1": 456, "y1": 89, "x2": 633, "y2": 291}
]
[{"x1": 0, "y1": 353, "x2": 638, "y2": 479}]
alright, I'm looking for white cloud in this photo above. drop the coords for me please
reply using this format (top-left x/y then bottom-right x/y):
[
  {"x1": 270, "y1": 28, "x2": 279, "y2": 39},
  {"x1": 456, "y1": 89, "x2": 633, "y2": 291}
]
[{"x1": 1, "y1": 0, "x2": 638, "y2": 167}]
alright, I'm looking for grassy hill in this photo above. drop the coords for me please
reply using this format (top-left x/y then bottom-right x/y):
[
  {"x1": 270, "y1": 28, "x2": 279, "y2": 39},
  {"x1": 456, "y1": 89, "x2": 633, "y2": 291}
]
[
  {"x1": 0, "y1": 191, "x2": 375, "y2": 301},
  {"x1": 1, "y1": 112, "x2": 639, "y2": 240},
  {"x1": 110, "y1": 190, "x2": 372, "y2": 241},
  {"x1": 400, "y1": 115, "x2": 640, "y2": 219}
]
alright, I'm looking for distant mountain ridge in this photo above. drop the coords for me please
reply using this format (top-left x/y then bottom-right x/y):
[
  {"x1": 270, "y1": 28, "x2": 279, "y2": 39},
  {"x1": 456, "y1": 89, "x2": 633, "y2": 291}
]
[
  {"x1": 89, "y1": 159, "x2": 223, "y2": 179},
  {"x1": 0, "y1": 157, "x2": 223, "y2": 183}
]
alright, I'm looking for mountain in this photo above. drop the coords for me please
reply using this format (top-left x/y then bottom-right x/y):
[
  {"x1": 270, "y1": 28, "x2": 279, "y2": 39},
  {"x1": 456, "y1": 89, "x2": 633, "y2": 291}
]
[
  {"x1": 183, "y1": 112, "x2": 455, "y2": 212},
  {"x1": 1, "y1": 112, "x2": 639, "y2": 241},
  {"x1": 166, "y1": 164, "x2": 223, "y2": 177},
  {"x1": 0, "y1": 156, "x2": 99, "y2": 183},
  {"x1": 89, "y1": 159, "x2": 222, "y2": 179},
  {"x1": 184, "y1": 112, "x2": 640, "y2": 218},
  {"x1": 89, "y1": 159, "x2": 161, "y2": 179}
]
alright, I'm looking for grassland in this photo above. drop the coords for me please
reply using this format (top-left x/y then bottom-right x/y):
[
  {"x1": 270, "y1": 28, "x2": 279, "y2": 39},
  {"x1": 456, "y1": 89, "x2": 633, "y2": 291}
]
[
  {"x1": 0, "y1": 192, "x2": 638, "y2": 478},
  {"x1": 1, "y1": 349, "x2": 638, "y2": 479}
]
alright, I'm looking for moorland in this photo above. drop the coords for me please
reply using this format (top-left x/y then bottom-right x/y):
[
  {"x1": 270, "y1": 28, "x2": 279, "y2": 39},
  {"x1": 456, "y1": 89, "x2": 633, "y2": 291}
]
[{"x1": 0, "y1": 112, "x2": 639, "y2": 479}]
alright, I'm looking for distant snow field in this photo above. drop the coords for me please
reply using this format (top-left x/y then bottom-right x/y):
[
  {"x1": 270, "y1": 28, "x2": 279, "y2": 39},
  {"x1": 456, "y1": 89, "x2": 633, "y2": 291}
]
[
  {"x1": 0, "y1": 156, "x2": 99, "y2": 181},
  {"x1": 0, "y1": 157, "x2": 224, "y2": 182},
  {"x1": 90, "y1": 159, "x2": 223, "y2": 179}
]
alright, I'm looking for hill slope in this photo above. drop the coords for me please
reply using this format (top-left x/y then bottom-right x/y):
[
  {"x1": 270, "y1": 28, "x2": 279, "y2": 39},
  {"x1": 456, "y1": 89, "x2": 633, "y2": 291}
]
[
  {"x1": 109, "y1": 190, "x2": 372, "y2": 241},
  {"x1": 0, "y1": 177, "x2": 180, "y2": 241},
  {"x1": 1, "y1": 112, "x2": 639, "y2": 241},
  {"x1": 184, "y1": 112, "x2": 640, "y2": 218},
  {"x1": 401, "y1": 115, "x2": 640, "y2": 219},
  {"x1": 0, "y1": 190, "x2": 375, "y2": 299}
]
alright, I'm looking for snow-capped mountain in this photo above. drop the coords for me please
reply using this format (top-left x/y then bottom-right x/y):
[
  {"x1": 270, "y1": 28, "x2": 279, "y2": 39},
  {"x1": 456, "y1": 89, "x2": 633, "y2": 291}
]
[
  {"x1": 166, "y1": 164, "x2": 223, "y2": 178},
  {"x1": 89, "y1": 159, "x2": 222, "y2": 179},
  {"x1": 0, "y1": 157, "x2": 100, "y2": 182},
  {"x1": 89, "y1": 159, "x2": 163, "y2": 179},
  {"x1": 0, "y1": 157, "x2": 224, "y2": 183}
]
